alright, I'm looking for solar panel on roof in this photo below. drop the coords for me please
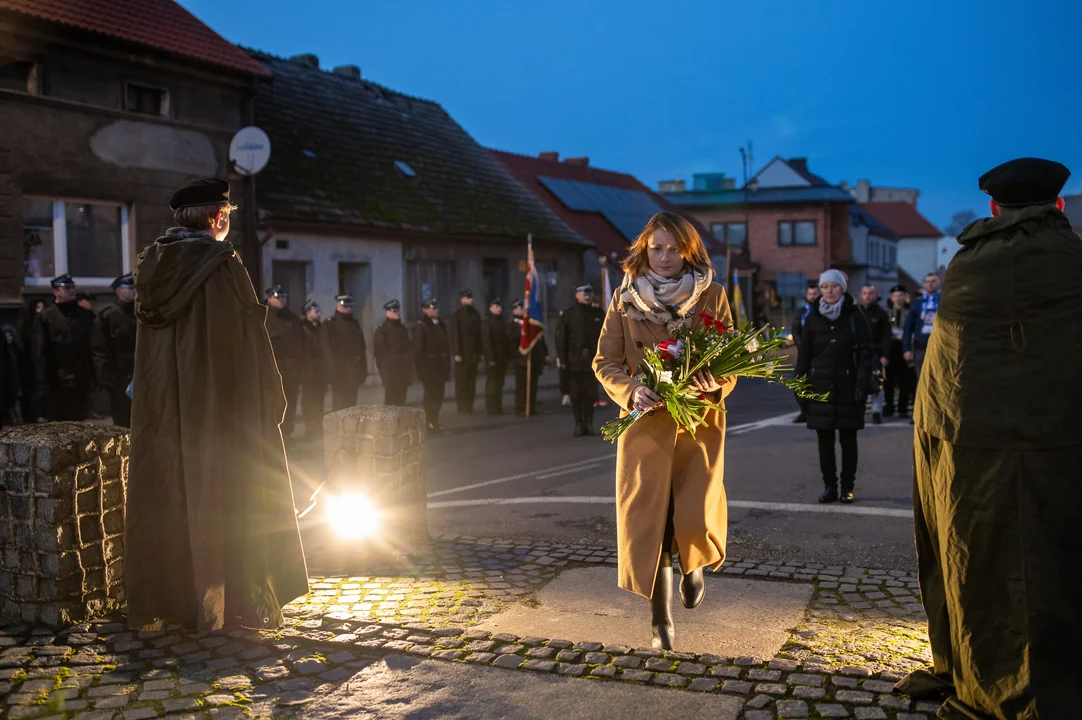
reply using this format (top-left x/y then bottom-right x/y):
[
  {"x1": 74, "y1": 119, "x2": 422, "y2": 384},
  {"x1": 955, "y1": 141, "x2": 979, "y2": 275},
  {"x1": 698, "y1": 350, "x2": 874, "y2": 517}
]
[{"x1": 538, "y1": 177, "x2": 662, "y2": 221}]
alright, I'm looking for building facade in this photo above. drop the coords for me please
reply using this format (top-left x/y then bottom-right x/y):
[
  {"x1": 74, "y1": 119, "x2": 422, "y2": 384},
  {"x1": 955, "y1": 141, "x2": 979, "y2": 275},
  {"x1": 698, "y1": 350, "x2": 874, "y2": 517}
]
[{"x1": 0, "y1": 0, "x2": 266, "y2": 316}]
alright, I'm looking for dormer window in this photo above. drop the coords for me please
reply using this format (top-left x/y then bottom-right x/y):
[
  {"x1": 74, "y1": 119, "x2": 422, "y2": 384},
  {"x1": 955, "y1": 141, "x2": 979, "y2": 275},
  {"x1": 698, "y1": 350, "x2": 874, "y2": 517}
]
[{"x1": 395, "y1": 161, "x2": 416, "y2": 178}]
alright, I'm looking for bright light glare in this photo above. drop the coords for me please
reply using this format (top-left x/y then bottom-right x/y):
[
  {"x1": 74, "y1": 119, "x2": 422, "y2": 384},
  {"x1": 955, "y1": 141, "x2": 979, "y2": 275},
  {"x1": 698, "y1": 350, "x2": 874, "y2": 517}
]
[{"x1": 326, "y1": 492, "x2": 381, "y2": 539}]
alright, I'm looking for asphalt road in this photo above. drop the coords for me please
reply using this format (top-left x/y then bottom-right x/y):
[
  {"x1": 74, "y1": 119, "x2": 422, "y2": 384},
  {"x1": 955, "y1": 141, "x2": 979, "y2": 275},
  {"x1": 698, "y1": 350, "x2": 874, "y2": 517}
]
[{"x1": 419, "y1": 379, "x2": 919, "y2": 572}]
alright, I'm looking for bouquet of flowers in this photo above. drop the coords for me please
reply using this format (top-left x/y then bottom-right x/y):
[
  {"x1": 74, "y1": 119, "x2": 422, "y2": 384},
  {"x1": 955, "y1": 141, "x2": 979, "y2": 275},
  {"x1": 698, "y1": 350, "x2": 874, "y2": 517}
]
[{"x1": 600, "y1": 311, "x2": 827, "y2": 443}]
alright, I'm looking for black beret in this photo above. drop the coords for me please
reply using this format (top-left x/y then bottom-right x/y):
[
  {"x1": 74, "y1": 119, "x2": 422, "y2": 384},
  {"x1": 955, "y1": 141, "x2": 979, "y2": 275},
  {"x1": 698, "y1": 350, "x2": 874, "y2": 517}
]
[
  {"x1": 889, "y1": 284, "x2": 907, "y2": 294},
  {"x1": 488, "y1": 297, "x2": 502, "y2": 306},
  {"x1": 459, "y1": 289, "x2": 473, "y2": 298},
  {"x1": 979, "y1": 158, "x2": 1070, "y2": 208},
  {"x1": 422, "y1": 298, "x2": 439, "y2": 309},
  {"x1": 265, "y1": 285, "x2": 287, "y2": 299},
  {"x1": 510, "y1": 299, "x2": 524, "y2": 310},
  {"x1": 383, "y1": 299, "x2": 401, "y2": 311},
  {"x1": 111, "y1": 274, "x2": 134, "y2": 290},
  {"x1": 77, "y1": 292, "x2": 94, "y2": 302},
  {"x1": 169, "y1": 178, "x2": 230, "y2": 211},
  {"x1": 51, "y1": 274, "x2": 74, "y2": 289}
]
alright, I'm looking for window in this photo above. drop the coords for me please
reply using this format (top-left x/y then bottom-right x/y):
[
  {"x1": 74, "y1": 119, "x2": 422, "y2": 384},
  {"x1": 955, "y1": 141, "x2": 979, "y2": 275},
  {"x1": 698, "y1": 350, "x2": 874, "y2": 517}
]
[
  {"x1": 776, "y1": 272, "x2": 808, "y2": 316},
  {"x1": 125, "y1": 82, "x2": 169, "y2": 116},
  {"x1": 0, "y1": 57, "x2": 36, "y2": 93},
  {"x1": 778, "y1": 220, "x2": 816, "y2": 246},
  {"x1": 888, "y1": 245, "x2": 897, "y2": 269},
  {"x1": 710, "y1": 222, "x2": 747, "y2": 248},
  {"x1": 23, "y1": 198, "x2": 131, "y2": 286},
  {"x1": 405, "y1": 259, "x2": 454, "y2": 322}
]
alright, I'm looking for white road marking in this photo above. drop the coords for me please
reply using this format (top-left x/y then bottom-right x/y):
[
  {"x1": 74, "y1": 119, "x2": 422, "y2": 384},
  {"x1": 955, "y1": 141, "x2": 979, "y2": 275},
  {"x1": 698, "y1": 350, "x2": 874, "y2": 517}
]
[
  {"x1": 726, "y1": 412, "x2": 802, "y2": 436},
  {"x1": 426, "y1": 454, "x2": 617, "y2": 498},
  {"x1": 535, "y1": 463, "x2": 605, "y2": 480},
  {"x1": 427, "y1": 495, "x2": 913, "y2": 518}
]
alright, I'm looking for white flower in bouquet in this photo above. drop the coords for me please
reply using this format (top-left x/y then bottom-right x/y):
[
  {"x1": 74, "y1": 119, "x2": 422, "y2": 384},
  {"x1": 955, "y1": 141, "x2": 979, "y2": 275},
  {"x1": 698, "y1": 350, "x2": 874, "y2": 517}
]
[
  {"x1": 745, "y1": 337, "x2": 761, "y2": 353},
  {"x1": 657, "y1": 370, "x2": 674, "y2": 386}
]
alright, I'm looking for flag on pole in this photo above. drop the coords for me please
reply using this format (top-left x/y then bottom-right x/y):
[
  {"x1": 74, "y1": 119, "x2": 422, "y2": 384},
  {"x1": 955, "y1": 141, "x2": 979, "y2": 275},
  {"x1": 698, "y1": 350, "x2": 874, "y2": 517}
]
[
  {"x1": 520, "y1": 234, "x2": 545, "y2": 354},
  {"x1": 731, "y1": 272, "x2": 748, "y2": 327}
]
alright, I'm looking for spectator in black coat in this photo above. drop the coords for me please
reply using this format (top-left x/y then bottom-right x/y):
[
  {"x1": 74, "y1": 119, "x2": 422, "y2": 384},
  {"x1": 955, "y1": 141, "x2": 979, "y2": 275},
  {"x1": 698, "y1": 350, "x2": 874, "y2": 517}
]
[
  {"x1": 796, "y1": 270, "x2": 876, "y2": 504},
  {"x1": 790, "y1": 281, "x2": 820, "y2": 423},
  {"x1": 857, "y1": 284, "x2": 891, "y2": 425}
]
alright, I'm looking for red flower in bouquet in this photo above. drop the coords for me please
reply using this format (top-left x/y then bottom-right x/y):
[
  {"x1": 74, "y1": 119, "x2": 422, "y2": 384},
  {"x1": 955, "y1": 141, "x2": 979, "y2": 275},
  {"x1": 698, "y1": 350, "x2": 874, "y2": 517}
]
[
  {"x1": 697, "y1": 311, "x2": 727, "y2": 334},
  {"x1": 657, "y1": 338, "x2": 681, "y2": 360}
]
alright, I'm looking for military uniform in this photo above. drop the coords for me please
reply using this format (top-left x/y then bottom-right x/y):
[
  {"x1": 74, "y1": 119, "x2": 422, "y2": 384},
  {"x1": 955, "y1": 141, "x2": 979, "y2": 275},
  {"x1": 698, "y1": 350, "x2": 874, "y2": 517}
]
[
  {"x1": 300, "y1": 301, "x2": 329, "y2": 444},
  {"x1": 373, "y1": 299, "x2": 412, "y2": 406},
  {"x1": 91, "y1": 274, "x2": 137, "y2": 427},
  {"x1": 264, "y1": 285, "x2": 305, "y2": 439},
  {"x1": 884, "y1": 288, "x2": 915, "y2": 418},
  {"x1": 480, "y1": 299, "x2": 511, "y2": 415},
  {"x1": 412, "y1": 298, "x2": 450, "y2": 430},
  {"x1": 900, "y1": 158, "x2": 1082, "y2": 719},
  {"x1": 33, "y1": 275, "x2": 95, "y2": 421},
  {"x1": 449, "y1": 289, "x2": 482, "y2": 414},
  {"x1": 324, "y1": 294, "x2": 369, "y2": 411},
  {"x1": 556, "y1": 284, "x2": 605, "y2": 435},
  {"x1": 509, "y1": 300, "x2": 547, "y2": 416}
]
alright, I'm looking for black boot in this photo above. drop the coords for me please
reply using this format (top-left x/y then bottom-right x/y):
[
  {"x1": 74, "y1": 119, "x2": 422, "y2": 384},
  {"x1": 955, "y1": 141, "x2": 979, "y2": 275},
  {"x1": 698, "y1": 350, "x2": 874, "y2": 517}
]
[
  {"x1": 650, "y1": 551, "x2": 675, "y2": 650},
  {"x1": 573, "y1": 423, "x2": 586, "y2": 437},
  {"x1": 679, "y1": 567, "x2": 705, "y2": 609},
  {"x1": 584, "y1": 407, "x2": 595, "y2": 436},
  {"x1": 818, "y1": 481, "x2": 838, "y2": 504},
  {"x1": 840, "y1": 481, "x2": 855, "y2": 504}
]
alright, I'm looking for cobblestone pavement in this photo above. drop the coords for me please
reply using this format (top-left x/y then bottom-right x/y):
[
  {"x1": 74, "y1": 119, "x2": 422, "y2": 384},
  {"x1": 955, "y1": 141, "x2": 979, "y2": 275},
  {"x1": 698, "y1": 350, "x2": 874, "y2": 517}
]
[{"x1": 1, "y1": 537, "x2": 941, "y2": 719}]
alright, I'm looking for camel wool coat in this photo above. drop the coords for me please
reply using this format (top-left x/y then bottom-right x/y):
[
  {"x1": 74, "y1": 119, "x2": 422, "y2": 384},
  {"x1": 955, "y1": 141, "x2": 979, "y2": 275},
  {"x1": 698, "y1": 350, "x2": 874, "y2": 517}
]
[{"x1": 593, "y1": 280, "x2": 735, "y2": 599}]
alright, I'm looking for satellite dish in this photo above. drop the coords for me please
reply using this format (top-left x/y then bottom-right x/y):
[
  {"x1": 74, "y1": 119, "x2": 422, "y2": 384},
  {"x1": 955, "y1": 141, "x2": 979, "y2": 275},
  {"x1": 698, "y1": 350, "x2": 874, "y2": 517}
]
[{"x1": 229, "y1": 127, "x2": 271, "y2": 176}]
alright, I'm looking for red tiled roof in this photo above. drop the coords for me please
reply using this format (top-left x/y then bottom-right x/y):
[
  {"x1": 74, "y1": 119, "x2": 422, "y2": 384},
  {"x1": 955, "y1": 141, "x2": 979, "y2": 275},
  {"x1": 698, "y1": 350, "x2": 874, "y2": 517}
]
[
  {"x1": 491, "y1": 150, "x2": 751, "y2": 268},
  {"x1": 861, "y1": 202, "x2": 941, "y2": 238},
  {"x1": 0, "y1": 0, "x2": 268, "y2": 76}
]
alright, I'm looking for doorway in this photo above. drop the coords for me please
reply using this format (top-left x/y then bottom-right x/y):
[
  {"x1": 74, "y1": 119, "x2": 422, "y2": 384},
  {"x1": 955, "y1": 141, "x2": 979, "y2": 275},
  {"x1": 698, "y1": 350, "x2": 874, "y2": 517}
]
[
  {"x1": 482, "y1": 257, "x2": 509, "y2": 307},
  {"x1": 338, "y1": 261, "x2": 372, "y2": 337},
  {"x1": 271, "y1": 260, "x2": 308, "y2": 315}
]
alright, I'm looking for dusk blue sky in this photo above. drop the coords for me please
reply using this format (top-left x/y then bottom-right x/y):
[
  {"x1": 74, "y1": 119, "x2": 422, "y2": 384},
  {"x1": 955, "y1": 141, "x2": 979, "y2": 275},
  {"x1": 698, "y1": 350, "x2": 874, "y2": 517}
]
[{"x1": 183, "y1": 0, "x2": 1082, "y2": 231}]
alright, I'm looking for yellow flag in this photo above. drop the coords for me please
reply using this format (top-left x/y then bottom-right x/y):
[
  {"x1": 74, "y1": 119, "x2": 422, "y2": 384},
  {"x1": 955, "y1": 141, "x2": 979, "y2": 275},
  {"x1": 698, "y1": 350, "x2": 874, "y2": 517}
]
[{"x1": 731, "y1": 275, "x2": 748, "y2": 326}]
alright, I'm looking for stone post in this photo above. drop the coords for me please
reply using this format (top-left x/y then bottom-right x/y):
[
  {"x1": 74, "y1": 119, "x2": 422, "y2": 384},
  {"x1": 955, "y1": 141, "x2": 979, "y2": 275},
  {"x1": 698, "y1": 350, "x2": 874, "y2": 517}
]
[
  {"x1": 322, "y1": 406, "x2": 428, "y2": 556},
  {"x1": 0, "y1": 423, "x2": 129, "y2": 627}
]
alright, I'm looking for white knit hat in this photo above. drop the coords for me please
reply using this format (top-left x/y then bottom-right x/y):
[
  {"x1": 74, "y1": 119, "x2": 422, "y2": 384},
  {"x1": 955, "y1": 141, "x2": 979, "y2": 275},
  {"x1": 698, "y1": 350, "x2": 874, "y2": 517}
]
[{"x1": 818, "y1": 269, "x2": 848, "y2": 293}]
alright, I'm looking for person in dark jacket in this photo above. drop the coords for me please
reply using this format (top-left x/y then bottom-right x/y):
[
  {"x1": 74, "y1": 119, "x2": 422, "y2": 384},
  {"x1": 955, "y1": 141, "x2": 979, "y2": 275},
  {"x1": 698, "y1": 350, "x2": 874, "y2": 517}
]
[
  {"x1": 264, "y1": 285, "x2": 305, "y2": 441},
  {"x1": 884, "y1": 284, "x2": 915, "y2": 418},
  {"x1": 902, "y1": 272, "x2": 942, "y2": 385},
  {"x1": 449, "y1": 289, "x2": 482, "y2": 415},
  {"x1": 509, "y1": 299, "x2": 547, "y2": 417},
  {"x1": 33, "y1": 274, "x2": 95, "y2": 421},
  {"x1": 324, "y1": 294, "x2": 368, "y2": 411},
  {"x1": 300, "y1": 300, "x2": 328, "y2": 446},
  {"x1": 412, "y1": 298, "x2": 450, "y2": 432},
  {"x1": 373, "y1": 299, "x2": 411, "y2": 406},
  {"x1": 1, "y1": 324, "x2": 23, "y2": 425},
  {"x1": 857, "y1": 284, "x2": 891, "y2": 425},
  {"x1": 480, "y1": 298, "x2": 510, "y2": 415},
  {"x1": 898, "y1": 157, "x2": 1082, "y2": 719},
  {"x1": 796, "y1": 270, "x2": 875, "y2": 504},
  {"x1": 790, "y1": 280, "x2": 820, "y2": 423},
  {"x1": 556, "y1": 283, "x2": 605, "y2": 436},
  {"x1": 91, "y1": 274, "x2": 137, "y2": 427}
]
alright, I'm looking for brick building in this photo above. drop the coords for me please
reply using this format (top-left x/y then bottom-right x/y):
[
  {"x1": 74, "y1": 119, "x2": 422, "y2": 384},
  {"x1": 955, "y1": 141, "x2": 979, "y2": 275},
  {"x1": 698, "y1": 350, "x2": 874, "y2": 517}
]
[
  {"x1": 248, "y1": 51, "x2": 591, "y2": 360},
  {"x1": 0, "y1": 0, "x2": 267, "y2": 316},
  {"x1": 661, "y1": 157, "x2": 858, "y2": 326},
  {"x1": 490, "y1": 150, "x2": 747, "y2": 304}
]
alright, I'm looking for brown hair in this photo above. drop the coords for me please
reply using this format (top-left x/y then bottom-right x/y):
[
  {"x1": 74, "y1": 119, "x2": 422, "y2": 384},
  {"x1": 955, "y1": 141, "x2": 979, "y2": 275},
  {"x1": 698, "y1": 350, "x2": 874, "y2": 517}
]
[{"x1": 622, "y1": 211, "x2": 713, "y2": 277}]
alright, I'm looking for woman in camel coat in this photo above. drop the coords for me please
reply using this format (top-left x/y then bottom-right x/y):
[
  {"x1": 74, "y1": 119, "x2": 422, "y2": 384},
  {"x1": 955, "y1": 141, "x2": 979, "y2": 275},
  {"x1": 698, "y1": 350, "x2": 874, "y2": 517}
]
[{"x1": 593, "y1": 211, "x2": 735, "y2": 650}]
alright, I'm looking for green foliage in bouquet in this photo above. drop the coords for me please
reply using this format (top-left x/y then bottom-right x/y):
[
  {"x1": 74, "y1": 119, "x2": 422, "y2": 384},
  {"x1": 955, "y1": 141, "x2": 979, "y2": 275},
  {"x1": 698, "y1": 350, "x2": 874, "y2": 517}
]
[{"x1": 601, "y1": 312, "x2": 828, "y2": 443}]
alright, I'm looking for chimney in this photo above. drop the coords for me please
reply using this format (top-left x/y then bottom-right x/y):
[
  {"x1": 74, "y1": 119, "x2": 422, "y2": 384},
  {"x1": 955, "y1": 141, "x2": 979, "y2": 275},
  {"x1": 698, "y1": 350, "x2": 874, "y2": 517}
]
[
  {"x1": 788, "y1": 157, "x2": 809, "y2": 175},
  {"x1": 658, "y1": 179, "x2": 686, "y2": 194},
  {"x1": 333, "y1": 64, "x2": 361, "y2": 80},
  {"x1": 538, "y1": 151, "x2": 559, "y2": 161},
  {"x1": 857, "y1": 179, "x2": 871, "y2": 203},
  {"x1": 563, "y1": 157, "x2": 589, "y2": 167},
  {"x1": 289, "y1": 53, "x2": 319, "y2": 69}
]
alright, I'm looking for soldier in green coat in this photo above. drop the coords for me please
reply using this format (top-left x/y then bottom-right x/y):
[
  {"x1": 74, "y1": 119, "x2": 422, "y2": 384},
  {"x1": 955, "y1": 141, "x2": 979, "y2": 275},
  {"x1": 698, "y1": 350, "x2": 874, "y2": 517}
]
[{"x1": 898, "y1": 158, "x2": 1082, "y2": 718}]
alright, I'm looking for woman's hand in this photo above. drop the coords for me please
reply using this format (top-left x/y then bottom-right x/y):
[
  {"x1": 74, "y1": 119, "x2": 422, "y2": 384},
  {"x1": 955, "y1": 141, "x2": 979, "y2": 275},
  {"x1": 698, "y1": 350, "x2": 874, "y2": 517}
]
[
  {"x1": 690, "y1": 369, "x2": 723, "y2": 395},
  {"x1": 631, "y1": 385, "x2": 662, "y2": 413}
]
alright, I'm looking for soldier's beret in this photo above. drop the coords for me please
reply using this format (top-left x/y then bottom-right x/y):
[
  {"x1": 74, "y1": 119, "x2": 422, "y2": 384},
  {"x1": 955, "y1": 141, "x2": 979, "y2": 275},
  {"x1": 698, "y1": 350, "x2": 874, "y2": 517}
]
[
  {"x1": 383, "y1": 299, "x2": 401, "y2": 311},
  {"x1": 266, "y1": 285, "x2": 287, "y2": 299},
  {"x1": 422, "y1": 298, "x2": 439, "y2": 309},
  {"x1": 336, "y1": 294, "x2": 355, "y2": 306},
  {"x1": 111, "y1": 274, "x2": 134, "y2": 290},
  {"x1": 511, "y1": 299, "x2": 524, "y2": 310},
  {"x1": 488, "y1": 297, "x2": 502, "y2": 306},
  {"x1": 77, "y1": 292, "x2": 94, "y2": 302},
  {"x1": 168, "y1": 178, "x2": 230, "y2": 211},
  {"x1": 575, "y1": 283, "x2": 594, "y2": 294},
  {"x1": 302, "y1": 300, "x2": 319, "y2": 313},
  {"x1": 979, "y1": 157, "x2": 1071, "y2": 208},
  {"x1": 890, "y1": 284, "x2": 907, "y2": 294},
  {"x1": 50, "y1": 274, "x2": 74, "y2": 289},
  {"x1": 459, "y1": 289, "x2": 473, "y2": 299}
]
